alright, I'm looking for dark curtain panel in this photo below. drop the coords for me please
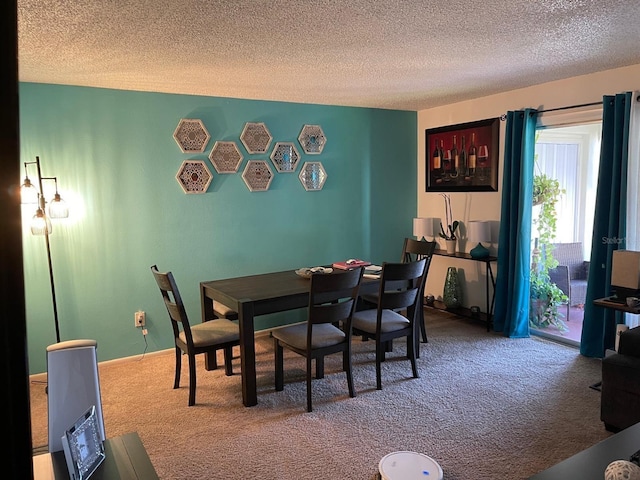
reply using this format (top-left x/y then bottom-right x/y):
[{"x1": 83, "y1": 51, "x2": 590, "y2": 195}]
[
  {"x1": 494, "y1": 109, "x2": 538, "y2": 337},
  {"x1": 580, "y1": 92, "x2": 632, "y2": 358}
]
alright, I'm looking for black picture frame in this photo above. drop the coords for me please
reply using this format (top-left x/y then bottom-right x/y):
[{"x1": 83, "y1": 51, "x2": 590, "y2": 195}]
[{"x1": 425, "y1": 117, "x2": 500, "y2": 192}]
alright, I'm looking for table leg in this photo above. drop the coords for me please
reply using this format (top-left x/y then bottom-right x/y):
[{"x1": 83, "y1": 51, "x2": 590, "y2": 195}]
[
  {"x1": 238, "y1": 300, "x2": 257, "y2": 407},
  {"x1": 486, "y1": 262, "x2": 496, "y2": 331},
  {"x1": 201, "y1": 285, "x2": 218, "y2": 371}
]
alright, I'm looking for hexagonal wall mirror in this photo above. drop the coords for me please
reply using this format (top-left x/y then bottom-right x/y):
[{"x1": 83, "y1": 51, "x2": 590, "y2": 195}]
[
  {"x1": 242, "y1": 160, "x2": 274, "y2": 192},
  {"x1": 209, "y1": 141, "x2": 244, "y2": 173},
  {"x1": 299, "y1": 162, "x2": 327, "y2": 191},
  {"x1": 298, "y1": 124, "x2": 326, "y2": 154},
  {"x1": 173, "y1": 119, "x2": 211, "y2": 153},
  {"x1": 270, "y1": 142, "x2": 300, "y2": 173},
  {"x1": 240, "y1": 122, "x2": 273, "y2": 154},
  {"x1": 175, "y1": 160, "x2": 213, "y2": 194}
]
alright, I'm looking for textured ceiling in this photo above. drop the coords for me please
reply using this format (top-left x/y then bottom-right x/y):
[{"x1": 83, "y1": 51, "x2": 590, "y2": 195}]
[{"x1": 17, "y1": 0, "x2": 640, "y2": 111}]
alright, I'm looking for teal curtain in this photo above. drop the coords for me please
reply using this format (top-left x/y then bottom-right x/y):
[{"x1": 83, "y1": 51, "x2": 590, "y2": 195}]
[
  {"x1": 580, "y1": 92, "x2": 632, "y2": 358},
  {"x1": 493, "y1": 109, "x2": 538, "y2": 337}
]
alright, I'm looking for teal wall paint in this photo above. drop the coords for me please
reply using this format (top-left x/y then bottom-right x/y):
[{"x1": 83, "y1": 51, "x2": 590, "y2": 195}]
[{"x1": 19, "y1": 83, "x2": 416, "y2": 374}]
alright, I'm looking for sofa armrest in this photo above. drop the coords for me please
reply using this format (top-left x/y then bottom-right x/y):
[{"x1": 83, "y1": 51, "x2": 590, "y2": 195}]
[{"x1": 618, "y1": 326, "x2": 640, "y2": 357}]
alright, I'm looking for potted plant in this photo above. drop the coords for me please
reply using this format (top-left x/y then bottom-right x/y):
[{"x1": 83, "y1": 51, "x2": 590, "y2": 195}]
[
  {"x1": 439, "y1": 194, "x2": 459, "y2": 253},
  {"x1": 530, "y1": 169, "x2": 568, "y2": 331}
]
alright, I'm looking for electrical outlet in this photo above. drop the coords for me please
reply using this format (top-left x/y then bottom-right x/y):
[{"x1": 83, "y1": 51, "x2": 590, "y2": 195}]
[{"x1": 135, "y1": 310, "x2": 145, "y2": 327}]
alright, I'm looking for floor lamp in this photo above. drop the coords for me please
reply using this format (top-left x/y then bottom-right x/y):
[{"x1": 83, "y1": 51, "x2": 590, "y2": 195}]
[{"x1": 21, "y1": 156, "x2": 69, "y2": 344}]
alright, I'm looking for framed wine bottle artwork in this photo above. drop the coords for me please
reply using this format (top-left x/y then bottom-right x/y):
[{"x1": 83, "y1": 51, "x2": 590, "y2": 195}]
[{"x1": 425, "y1": 117, "x2": 500, "y2": 192}]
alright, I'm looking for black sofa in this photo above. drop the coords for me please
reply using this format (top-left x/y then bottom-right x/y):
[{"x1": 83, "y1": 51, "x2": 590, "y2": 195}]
[{"x1": 601, "y1": 326, "x2": 640, "y2": 432}]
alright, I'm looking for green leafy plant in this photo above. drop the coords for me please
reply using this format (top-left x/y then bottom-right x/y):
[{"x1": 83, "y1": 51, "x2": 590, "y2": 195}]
[
  {"x1": 533, "y1": 173, "x2": 564, "y2": 252},
  {"x1": 530, "y1": 159, "x2": 568, "y2": 331},
  {"x1": 439, "y1": 194, "x2": 459, "y2": 240}
]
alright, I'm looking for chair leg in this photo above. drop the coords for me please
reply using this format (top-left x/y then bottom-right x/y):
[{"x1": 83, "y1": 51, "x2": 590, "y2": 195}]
[
  {"x1": 223, "y1": 346, "x2": 233, "y2": 376},
  {"x1": 316, "y1": 356, "x2": 324, "y2": 379},
  {"x1": 207, "y1": 351, "x2": 219, "y2": 370},
  {"x1": 407, "y1": 335, "x2": 419, "y2": 379},
  {"x1": 345, "y1": 349, "x2": 355, "y2": 398},
  {"x1": 419, "y1": 307, "x2": 428, "y2": 343},
  {"x1": 376, "y1": 340, "x2": 384, "y2": 390},
  {"x1": 174, "y1": 347, "x2": 182, "y2": 389},
  {"x1": 188, "y1": 353, "x2": 197, "y2": 406},
  {"x1": 306, "y1": 356, "x2": 313, "y2": 412},
  {"x1": 274, "y1": 340, "x2": 284, "y2": 392}
]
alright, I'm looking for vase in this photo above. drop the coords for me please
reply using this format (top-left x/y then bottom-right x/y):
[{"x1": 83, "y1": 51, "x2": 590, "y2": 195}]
[
  {"x1": 445, "y1": 239, "x2": 456, "y2": 254},
  {"x1": 443, "y1": 267, "x2": 462, "y2": 309},
  {"x1": 470, "y1": 242, "x2": 490, "y2": 258}
]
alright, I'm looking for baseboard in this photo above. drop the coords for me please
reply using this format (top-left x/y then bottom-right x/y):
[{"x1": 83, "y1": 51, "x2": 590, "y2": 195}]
[
  {"x1": 425, "y1": 301, "x2": 491, "y2": 325},
  {"x1": 29, "y1": 329, "x2": 275, "y2": 383}
]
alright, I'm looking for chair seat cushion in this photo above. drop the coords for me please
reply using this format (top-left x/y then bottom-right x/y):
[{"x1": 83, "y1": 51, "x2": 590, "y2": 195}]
[
  {"x1": 272, "y1": 323, "x2": 345, "y2": 350},
  {"x1": 181, "y1": 319, "x2": 239, "y2": 347},
  {"x1": 214, "y1": 302, "x2": 238, "y2": 320},
  {"x1": 352, "y1": 309, "x2": 410, "y2": 334}
]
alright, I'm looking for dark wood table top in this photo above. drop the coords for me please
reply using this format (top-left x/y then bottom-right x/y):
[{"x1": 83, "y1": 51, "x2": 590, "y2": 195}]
[
  {"x1": 594, "y1": 297, "x2": 640, "y2": 315},
  {"x1": 529, "y1": 422, "x2": 640, "y2": 479}
]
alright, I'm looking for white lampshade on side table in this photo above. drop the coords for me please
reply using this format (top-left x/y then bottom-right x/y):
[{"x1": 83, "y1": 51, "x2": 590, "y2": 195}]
[
  {"x1": 468, "y1": 221, "x2": 491, "y2": 258},
  {"x1": 413, "y1": 217, "x2": 435, "y2": 241}
]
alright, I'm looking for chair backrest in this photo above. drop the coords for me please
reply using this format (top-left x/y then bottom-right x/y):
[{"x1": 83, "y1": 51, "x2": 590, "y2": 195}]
[
  {"x1": 150, "y1": 265, "x2": 194, "y2": 347},
  {"x1": 550, "y1": 242, "x2": 586, "y2": 278},
  {"x1": 401, "y1": 237, "x2": 437, "y2": 263},
  {"x1": 376, "y1": 259, "x2": 428, "y2": 321},
  {"x1": 401, "y1": 238, "x2": 436, "y2": 303},
  {"x1": 307, "y1": 267, "x2": 364, "y2": 345}
]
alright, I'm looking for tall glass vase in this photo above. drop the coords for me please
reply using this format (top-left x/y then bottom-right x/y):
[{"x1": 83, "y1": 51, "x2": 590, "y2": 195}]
[{"x1": 443, "y1": 266, "x2": 462, "y2": 309}]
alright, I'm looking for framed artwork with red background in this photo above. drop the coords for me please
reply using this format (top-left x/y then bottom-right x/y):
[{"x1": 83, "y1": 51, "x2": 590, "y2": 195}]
[{"x1": 426, "y1": 117, "x2": 500, "y2": 192}]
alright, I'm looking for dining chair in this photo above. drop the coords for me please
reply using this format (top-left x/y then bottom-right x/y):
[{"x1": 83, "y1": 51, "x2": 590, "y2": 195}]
[
  {"x1": 150, "y1": 265, "x2": 240, "y2": 406},
  {"x1": 401, "y1": 237, "x2": 437, "y2": 344},
  {"x1": 272, "y1": 267, "x2": 364, "y2": 412},
  {"x1": 351, "y1": 258, "x2": 427, "y2": 390}
]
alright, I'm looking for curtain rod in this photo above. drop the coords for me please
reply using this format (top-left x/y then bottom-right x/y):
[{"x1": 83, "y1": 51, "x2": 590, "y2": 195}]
[
  {"x1": 500, "y1": 100, "x2": 603, "y2": 120},
  {"x1": 536, "y1": 101, "x2": 603, "y2": 115}
]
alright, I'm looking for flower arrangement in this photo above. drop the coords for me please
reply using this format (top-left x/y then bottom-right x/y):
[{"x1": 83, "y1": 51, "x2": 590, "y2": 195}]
[{"x1": 439, "y1": 194, "x2": 459, "y2": 240}]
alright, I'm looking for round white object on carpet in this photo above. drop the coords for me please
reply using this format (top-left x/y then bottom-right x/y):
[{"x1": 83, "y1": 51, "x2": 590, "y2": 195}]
[{"x1": 378, "y1": 451, "x2": 443, "y2": 480}]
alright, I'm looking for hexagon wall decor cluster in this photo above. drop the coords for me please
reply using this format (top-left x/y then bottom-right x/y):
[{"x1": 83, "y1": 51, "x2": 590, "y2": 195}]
[
  {"x1": 209, "y1": 141, "x2": 244, "y2": 173},
  {"x1": 173, "y1": 119, "x2": 211, "y2": 153},
  {"x1": 175, "y1": 160, "x2": 213, "y2": 194},
  {"x1": 242, "y1": 160, "x2": 273, "y2": 191},
  {"x1": 240, "y1": 122, "x2": 273, "y2": 154},
  {"x1": 298, "y1": 124, "x2": 326, "y2": 154},
  {"x1": 270, "y1": 142, "x2": 300, "y2": 173},
  {"x1": 299, "y1": 162, "x2": 327, "y2": 191}
]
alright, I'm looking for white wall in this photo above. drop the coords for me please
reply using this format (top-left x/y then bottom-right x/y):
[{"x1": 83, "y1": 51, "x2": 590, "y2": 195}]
[{"x1": 418, "y1": 63, "x2": 640, "y2": 310}]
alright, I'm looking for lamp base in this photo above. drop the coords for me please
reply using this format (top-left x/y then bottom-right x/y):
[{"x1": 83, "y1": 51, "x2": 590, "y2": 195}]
[{"x1": 470, "y1": 242, "x2": 490, "y2": 259}]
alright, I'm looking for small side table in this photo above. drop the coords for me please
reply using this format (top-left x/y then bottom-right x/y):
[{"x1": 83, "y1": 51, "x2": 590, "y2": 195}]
[
  {"x1": 433, "y1": 249, "x2": 497, "y2": 331},
  {"x1": 33, "y1": 432, "x2": 158, "y2": 480}
]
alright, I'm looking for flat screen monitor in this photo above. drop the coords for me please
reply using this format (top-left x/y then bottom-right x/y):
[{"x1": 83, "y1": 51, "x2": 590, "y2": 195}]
[{"x1": 611, "y1": 250, "x2": 640, "y2": 301}]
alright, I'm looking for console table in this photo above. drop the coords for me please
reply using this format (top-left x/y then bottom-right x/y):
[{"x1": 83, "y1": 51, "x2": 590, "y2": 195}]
[
  {"x1": 32, "y1": 432, "x2": 158, "y2": 480},
  {"x1": 432, "y1": 249, "x2": 497, "y2": 331}
]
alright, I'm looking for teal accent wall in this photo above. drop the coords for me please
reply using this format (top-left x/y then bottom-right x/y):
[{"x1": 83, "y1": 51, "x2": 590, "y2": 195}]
[{"x1": 19, "y1": 83, "x2": 416, "y2": 374}]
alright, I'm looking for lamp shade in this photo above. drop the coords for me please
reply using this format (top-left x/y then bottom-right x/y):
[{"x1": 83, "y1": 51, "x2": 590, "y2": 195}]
[
  {"x1": 468, "y1": 221, "x2": 491, "y2": 243},
  {"x1": 31, "y1": 209, "x2": 52, "y2": 235},
  {"x1": 48, "y1": 193, "x2": 69, "y2": 219},
  {"x1": 468, "y1": 221, "x2": 490, "y2": 258},
  {"x1": 413, "y1": 217, "x2": 434, "y2": 240}
]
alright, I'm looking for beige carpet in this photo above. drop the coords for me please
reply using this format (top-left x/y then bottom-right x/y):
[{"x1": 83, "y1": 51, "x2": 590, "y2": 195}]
[{"x1": 30, "y1": 311, "x2": 610, "y2": 479}]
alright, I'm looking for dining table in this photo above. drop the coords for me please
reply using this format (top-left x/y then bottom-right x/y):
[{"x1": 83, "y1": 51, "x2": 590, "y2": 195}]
[{"x1": 200, "y1": 268, "x2": 388, "y2": 407}]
